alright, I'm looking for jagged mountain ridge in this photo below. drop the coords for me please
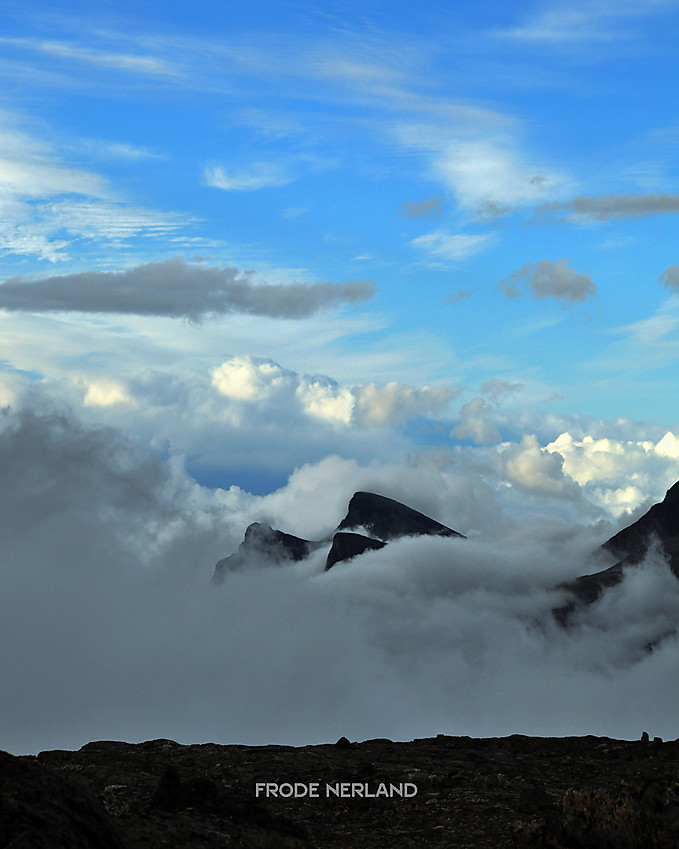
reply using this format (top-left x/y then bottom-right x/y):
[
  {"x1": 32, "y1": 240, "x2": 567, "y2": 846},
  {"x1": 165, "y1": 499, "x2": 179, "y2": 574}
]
[
  {"x1": 213, "y1": 491, "x2": 464, "y2": 581},
  {"x1": 213, "y1": 484, "x2": 679, "y2": 622}
]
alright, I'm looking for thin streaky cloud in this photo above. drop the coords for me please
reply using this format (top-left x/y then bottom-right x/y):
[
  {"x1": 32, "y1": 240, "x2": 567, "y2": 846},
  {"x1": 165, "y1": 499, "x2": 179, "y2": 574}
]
[
  {"x1": 0, "y1": 37, "x2": 180, "y2": 77},
  {"x1": 204, "y1": 163, "x2": 293, "y2": 192},
  {"x1": 411, "y1": 230, "x2": 492, "y2": 262},
  {"x1": 495, "y1": 0, "x2": 679, "y2": 43}
]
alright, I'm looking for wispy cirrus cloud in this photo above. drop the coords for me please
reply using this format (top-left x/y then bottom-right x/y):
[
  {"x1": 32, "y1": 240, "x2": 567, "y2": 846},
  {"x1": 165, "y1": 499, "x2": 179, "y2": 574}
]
[
  {"x1": 495, "y1": 0, "x2": 679, "y2": 43},
  {"x1": 204, "y1": 162, "x2": 293, "y2": 192},
  {"x1": 0, "y1": 258, "x2": 376, "y2": 320},
  {"x1": 411, "y1": 229, "x2": 492, "y2": 262},
  {"x1": 0, "y1": 108, "x2": 193, "y2": 261},
  {"x1": 0, "y1": 36, "x2": 180, "y2": 78}
]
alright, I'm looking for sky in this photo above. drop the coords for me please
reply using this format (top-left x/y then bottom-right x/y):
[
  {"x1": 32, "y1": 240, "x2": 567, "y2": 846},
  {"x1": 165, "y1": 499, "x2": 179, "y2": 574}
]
[{"x1": 2, "y1": 0, "x2": 679, "y2": 754}]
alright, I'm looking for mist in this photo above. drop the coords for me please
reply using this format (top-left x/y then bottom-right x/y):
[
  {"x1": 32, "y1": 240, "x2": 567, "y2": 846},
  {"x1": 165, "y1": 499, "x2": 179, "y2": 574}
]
[{"x1": 1, "y1": 401, "x2": 678, "y2": 756}]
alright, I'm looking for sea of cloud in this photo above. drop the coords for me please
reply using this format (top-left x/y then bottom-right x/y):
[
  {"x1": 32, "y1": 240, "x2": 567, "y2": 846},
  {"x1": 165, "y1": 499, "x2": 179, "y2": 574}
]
[{"x1": 2, "y1": 396, "x2": 679, "y2": 756}]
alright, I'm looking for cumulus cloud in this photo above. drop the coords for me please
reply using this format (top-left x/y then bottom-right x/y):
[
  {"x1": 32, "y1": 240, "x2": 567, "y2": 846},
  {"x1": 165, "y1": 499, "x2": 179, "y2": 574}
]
[
  {"x1": 545, "y1": 430, "x2": 679, "y2": 515},
  {"x1": 451, "y1": 397, "x2": 502, "y2": 445},
  {"x1": 537, "y1": 193, "x2": 679, "y2": 222},
  {"x1": 0, "y1": 258, "x2": 376, "y2": 320},
  {"x1": 210, "y1": 356, "x2": 457, "y2": 428},
  {"x1": 499, "y1": 258, "x2": 596, "y2": 302},
  {"x1": 353, "y1": 381, "x2": 456, "y2": 425},
  {"x1": 451, "y1": 380, "x2": 525, "y2": 445},
  {"x1": 502, "y1": 433, "x2": 580, "y2": 498},
  {"x1": 4, "y1": 399, "x2": 679, "y2": 757},
  {"x1": 83, "y1": 378, "x2": 133, "y2": 408}
]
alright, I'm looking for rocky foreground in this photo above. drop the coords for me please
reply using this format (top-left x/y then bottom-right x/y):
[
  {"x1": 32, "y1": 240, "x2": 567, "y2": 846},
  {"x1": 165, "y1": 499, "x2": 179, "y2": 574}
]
[{"x1": 3, "y1": 734, "x2": 679, "y2": 848}]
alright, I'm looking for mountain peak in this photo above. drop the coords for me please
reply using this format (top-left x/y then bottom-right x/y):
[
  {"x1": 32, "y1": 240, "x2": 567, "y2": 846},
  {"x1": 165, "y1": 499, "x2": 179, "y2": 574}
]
[{"x1": 337, "y1": 491, "x2": 464, "y2": 542}]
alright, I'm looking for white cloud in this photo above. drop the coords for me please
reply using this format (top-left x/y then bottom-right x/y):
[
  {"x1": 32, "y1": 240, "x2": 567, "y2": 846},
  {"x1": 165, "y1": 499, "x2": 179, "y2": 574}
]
[
  {"x1": 451, "y1": 397, "x2": 502, "y2": 445},
  {"x1": 495, "y1": 0, "x2": 679, "y2": 43},
  {"x1": 204, "y1": 162, "x2": 293, "y2": 191},
  {"x1": 0, "y1": 110, "x2": 191, "y2": 261},
  {"x1": 435, "y1": 140, "x2": 567, "y2": 209},
  {"x1": 544, "y1": 431, "x2": 679, "y2": 516},
  {"x1": 296, "y1": 379, "x2": 355, "y2": 426},
  {"x1": 34, "y1": 40, "x2": 180, "y2": 77},
  {"x1": 411, "y1": 229, "x2": 492, "y2": 262},
  {"x1": 83, "y1": 378, "x2": 133, "y2": 408},
  {"x1": 353, "y1": 381, "x2": 456, "y2": 426},
  {"x1": 210, "y1": 356, "x2": 457, "y2": 428},
  {"x1": 502, "y1": 434, "x2": 579, "y2": 498}
]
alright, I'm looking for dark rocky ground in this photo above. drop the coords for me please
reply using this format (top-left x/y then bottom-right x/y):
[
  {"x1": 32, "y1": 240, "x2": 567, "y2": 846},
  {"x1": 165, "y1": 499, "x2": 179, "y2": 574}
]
[{"x1": 3, "y1": 733, "x2": 679, "y2": 848}]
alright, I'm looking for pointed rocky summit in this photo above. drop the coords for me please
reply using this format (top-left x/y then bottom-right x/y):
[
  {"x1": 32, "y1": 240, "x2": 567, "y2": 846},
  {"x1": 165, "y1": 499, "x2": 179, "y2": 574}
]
[
  {"x1": 213, "y1": 490, "x2": 466, "y2": 578},
  {"x1": 212, "y1": 522, "x2": 323, "y2": 582},
  {"x1": 337, "y1": 491, "x2": 465, "y2": 542}
]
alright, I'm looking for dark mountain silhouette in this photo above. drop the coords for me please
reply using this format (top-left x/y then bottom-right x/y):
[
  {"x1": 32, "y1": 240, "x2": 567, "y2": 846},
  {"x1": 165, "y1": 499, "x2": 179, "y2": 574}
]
[
  {"x1": 603, "y1": 480, "x2": 679, "y2": 577},
  {"x1": 337, "y1": 491, "x2": 464, "y2": 542},
  {"x1": 212, "y1": 522, "x2": 325, "y2": 583},
  {"x1": 213, "y1": 491, "x2": 465, "y2": 579},
  {"x1": 325, "y1": 532, "x2": 387, "y2": 571},
  {"x1": 555, "y1": 481, "x2": 679, "y2": 622},
  {"x1": 213, "y1": 483, "x2": 679, "y2": 627}
]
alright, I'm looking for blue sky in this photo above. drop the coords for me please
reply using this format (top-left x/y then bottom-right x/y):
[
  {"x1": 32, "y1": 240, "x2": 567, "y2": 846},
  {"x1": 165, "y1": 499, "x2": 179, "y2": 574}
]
[{"x1": 1, "y1": 0, "x2": 679, "y2": 500}]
